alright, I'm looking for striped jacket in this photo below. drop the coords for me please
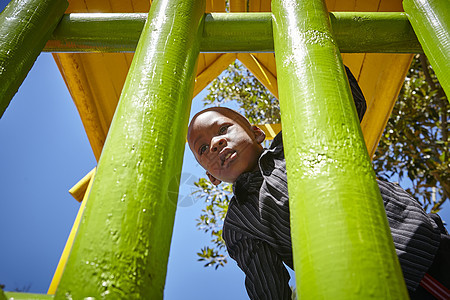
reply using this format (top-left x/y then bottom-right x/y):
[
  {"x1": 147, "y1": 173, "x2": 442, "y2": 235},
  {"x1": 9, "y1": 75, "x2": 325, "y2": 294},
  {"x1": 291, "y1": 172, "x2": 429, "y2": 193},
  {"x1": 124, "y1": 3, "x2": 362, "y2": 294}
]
[{"x1": 222, "y1": 132, "x2": 442, "y2": 299}]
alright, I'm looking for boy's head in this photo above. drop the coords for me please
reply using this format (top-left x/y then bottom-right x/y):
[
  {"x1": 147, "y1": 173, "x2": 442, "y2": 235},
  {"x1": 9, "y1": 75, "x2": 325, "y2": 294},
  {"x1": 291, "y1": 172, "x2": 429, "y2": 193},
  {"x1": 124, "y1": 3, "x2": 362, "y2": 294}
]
[{"x1": 187, "y1": 107, "x2": 265, "y2": 185}]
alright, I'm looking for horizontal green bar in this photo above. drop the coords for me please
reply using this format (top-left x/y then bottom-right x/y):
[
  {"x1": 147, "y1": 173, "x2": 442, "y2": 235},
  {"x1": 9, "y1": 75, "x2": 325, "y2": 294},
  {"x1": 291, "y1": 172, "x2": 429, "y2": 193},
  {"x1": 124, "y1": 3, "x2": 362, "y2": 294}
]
[
  {"x1": 44, "y1": 12, "x2": 423, "y2": 53},
  {"x1": 45, "y1": 13, "x2": 147, "y2": 53},
  {"x1": 4, "y1": 292, "x2": 54, "y2": 300},
  {"x1": 201, "y1": 13, "x2": 274, "y2": 52},
  {"x1": 331, "y1": 12, "x2": 423, "y2": 53}
]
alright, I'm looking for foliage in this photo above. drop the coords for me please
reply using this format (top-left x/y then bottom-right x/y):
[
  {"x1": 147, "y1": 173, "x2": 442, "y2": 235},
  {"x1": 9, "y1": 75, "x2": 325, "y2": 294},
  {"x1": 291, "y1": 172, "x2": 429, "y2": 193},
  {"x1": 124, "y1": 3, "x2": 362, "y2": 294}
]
[
  {"x1": 202, "y1": 61, "x2": 280, "y2": 125},
  {"x1": 193, "y1": 178, "x2": 232, "y2": 269},
  {"x1": 193, "y1": 56, "x2": 448, "y2": 268},
  {"x1": 373, "y1": 54, "x2": 449, "y2": 212}
]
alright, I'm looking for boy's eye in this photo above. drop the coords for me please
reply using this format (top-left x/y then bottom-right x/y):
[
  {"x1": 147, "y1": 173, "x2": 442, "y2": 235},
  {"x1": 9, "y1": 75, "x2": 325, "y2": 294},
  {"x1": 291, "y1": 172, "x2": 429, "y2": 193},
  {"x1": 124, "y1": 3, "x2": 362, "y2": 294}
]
[
  {"x1": 199, "y1": 145, "x2": 208, "y2": 155},
  {"x1": 219, "y1": 125, "x2": 228, "y2": 134}
]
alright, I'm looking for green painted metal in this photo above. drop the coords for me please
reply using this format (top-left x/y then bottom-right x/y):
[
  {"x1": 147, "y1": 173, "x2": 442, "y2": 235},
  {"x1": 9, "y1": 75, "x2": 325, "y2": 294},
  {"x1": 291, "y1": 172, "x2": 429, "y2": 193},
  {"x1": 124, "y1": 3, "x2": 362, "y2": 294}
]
[
  {"x1": 201, "y1": 13, "x2": 274, "y2": 52},
  {"x1": 3, "y1": 292, "x2": 54, "y2": 300},
  {"x1": 43, "y1": 12, "x2": 422, "y2": 53},
  {"x1": 0, "y1": 0, "x2": 68, "y2": 118},
  {"x1": 54, "y1": 0, "x2": 205, "y2": 298},
  {"x1": 403, "y1": 0, "x2": 450, "y2": 99},
  {"x1": 46, "y1": 13, "x2": 147, "y2": 53},
  {"x1": 271, "y1": 0, "x2": 409, "y2": 299},
  {"x1": 331, "y1": 12, "x2": 422, "y2": 53}
]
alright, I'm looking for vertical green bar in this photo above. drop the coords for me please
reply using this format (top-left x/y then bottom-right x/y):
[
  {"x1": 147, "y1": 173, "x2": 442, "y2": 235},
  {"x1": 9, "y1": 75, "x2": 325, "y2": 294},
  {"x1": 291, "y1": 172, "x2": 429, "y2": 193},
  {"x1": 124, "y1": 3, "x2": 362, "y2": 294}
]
[
  {"x1": 271, "y1": 0, "x2": 408, "y2": 298},
  {"x1": 54, "y1": 0, "x2": 205, "y2": 298},
  {"x1": 403, "y1": 0, "x2": 450, "y2": 99},
  {"x1": 0, "y1": 0, "x2": 68, "y2": 117}
]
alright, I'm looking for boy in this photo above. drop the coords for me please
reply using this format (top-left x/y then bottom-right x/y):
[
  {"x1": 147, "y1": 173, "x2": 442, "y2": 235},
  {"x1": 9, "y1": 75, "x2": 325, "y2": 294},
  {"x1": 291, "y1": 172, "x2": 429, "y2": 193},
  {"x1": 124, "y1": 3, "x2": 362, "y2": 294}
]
[{"x1": 187, "y1": 70, "x2": 449, "y2": 299}]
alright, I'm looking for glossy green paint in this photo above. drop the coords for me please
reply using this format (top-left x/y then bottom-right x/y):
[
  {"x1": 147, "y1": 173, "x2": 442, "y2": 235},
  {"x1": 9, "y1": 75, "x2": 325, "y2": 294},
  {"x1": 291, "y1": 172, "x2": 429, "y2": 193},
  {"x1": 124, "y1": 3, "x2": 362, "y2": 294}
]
[
  {"x1": 0, "y1": 0, "x2": 68, "y2": 117},
  {"x1": 46, "y1": 13, "x2": 147, "y2": 53},
  {"x1": 271, "y1": 0, "x2": 408, "y2": 298},
  {"x1": 3, "y1": 292, "x2": 54, "y2": 300},
  {"x1": 44, "y1": 12, "x2": 422, "y2": 53},
  {"x1": 201, "y1": 13, "x2": 274, "y2": 52},
  {"x1": 54, "y1": 0, "x2": 205, "y2": 298},
  {"x1": 403, "y1": 0, "x2": 450, "y2": 99},
  {"x1": 331, "y1": 12, "x2": 422, "y2": 53}
]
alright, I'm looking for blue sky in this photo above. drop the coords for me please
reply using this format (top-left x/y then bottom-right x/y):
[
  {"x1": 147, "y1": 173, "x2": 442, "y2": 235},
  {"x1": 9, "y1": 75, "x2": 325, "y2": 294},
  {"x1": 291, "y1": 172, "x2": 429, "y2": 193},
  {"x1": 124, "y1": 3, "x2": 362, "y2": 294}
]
[{"x1": 1, "y1": 1, "x2": 449, "y2": 298}]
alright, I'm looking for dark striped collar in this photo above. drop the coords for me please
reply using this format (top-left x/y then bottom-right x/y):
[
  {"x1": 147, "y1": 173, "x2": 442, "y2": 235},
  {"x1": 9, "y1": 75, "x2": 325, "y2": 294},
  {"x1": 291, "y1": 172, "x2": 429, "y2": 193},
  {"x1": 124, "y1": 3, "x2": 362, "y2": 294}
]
[
  {"x1": 269, "y1": 131, "x2": 283, "y2": 150},
  {"x1": 233, "y1": 170, "x2": 263, "y2": 203},
  {"x1": 232, "y1": 131, "x2": 284, "y2": 203}
]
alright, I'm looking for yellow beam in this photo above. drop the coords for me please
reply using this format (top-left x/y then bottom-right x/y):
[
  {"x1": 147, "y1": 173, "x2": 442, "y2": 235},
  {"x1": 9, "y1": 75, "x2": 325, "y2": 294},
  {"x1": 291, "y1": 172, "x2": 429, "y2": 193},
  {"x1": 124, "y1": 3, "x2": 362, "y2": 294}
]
[
  {"x1": 53, "y1": 53, "x2": 106, "y2": 161},
  {"x1": 237, "y1": 53, "x2": 279, "y2": 98},
  {"x1": 68, "y1": 168, "x2": 96, "y2": 202},
  {"x1": 257, "y1": 123, "x2": 282, "y2": 140},
  {"x1": 47, "y1": 168, "x2": 95, "y2": 294},
  {"x1": 360, "y1": 54, "x2": 413, "y2": 157},
  {"x1": 194, "y1": 53, "x2": 236, "y2": 97}
]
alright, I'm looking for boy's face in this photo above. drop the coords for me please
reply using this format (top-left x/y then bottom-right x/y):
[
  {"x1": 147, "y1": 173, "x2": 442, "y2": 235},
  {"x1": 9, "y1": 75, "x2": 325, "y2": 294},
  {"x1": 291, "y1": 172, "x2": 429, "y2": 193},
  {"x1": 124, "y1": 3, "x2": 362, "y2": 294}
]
[{"x1": 188, "y1": 109, "x2": 265, "y2": 185}]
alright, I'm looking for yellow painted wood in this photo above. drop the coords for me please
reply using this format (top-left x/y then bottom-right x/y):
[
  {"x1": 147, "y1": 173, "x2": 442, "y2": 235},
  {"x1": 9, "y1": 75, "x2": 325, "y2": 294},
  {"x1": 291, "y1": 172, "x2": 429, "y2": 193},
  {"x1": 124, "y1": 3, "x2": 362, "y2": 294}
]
[
  {"x1": 379, "y1": 0, "x2": 404, "y2": 12},
  {"x1": 230, "y1": 0, "x2": 246, "y2": 12},
  {"x1": 69, "y1": 168, "x2": 96, "y2": 202},
  {"x1": 206, "y1": 0, "x2": 225, "y2": 12},
  {"x1": 194, "y1": 53, "x2": 237, "y2": 97},
  {"x1": 198, "y1": 53, "x2": 219, "y2": 72},
  {"x1": 341, "y1": 53, "x2": 365, "y2": 78},
  {"x1": 237, "y1": 53, "x2": 279, "y2": 98},
  {"x1": 81, "y1": 53, "x2": 130, "y2": 133},
  {"x1": 53, "y1": 0, "x2": 149, "y2": 161},
  {"x1": 254, "y1": 53, "x2": 277, "y2": 78},
  {"x1": 360, "y1": 54, "x2": 413, "y2": 157},
  {"x1": 47, "y1": 169, "x2": 95, "y2": 294},
  {"x1": 257, "y1": 123, "x2": 282, "y2": 140},
  {"x1": 261, "y1": 0, "x2": 271, "y2": 11},
  {"x1": 52, "y1": 53, "x2": 106, "y2": 160}
]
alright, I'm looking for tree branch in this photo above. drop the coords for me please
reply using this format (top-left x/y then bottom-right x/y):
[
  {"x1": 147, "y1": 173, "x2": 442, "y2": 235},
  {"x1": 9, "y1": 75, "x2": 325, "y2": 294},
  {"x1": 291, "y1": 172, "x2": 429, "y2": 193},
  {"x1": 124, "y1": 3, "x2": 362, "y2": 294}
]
[{"x1": 419, "y1": 54, "x2": 448, "y2": 205}]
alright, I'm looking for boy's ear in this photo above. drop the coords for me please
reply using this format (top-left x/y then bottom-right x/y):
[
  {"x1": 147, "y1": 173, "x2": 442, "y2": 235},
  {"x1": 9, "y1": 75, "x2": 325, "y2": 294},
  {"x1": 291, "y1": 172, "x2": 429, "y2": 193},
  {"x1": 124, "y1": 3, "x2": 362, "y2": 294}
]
[
  {"x1": 252, "y1": 125, "x2": 266, "y2": 144},
  {"x1": 206, "y1": 172, "x2": 222, "y2": 186}
]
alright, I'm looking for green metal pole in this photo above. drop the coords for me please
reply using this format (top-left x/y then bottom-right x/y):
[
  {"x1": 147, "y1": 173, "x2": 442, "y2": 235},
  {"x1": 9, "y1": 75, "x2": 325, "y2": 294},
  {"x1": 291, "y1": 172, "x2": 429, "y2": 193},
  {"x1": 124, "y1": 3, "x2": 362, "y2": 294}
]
[
  {"x1": 403, "y1": 0, "x2": 450, "y2": 98},
  {"x1": 0, "y1": 0, "x2": 68, "y2": 117},
  {"x1": 43, "y1": 12, "x2": 422, "y2": 53},
  {"x1": 331, "y1": 12, "x2": 422, "y2": 53},
  {"x1": 46, "y1": 13, "x2": 147, "y2": 53},
  {"x1": 272, "y1": 0, "x2": 408, "y2": 299},
  {"x1": 201, "y1": 13, "x2": 274, "y2": 52},
  {"x1": 54, "y1": 0, "x2": 205, "y2": 298}
]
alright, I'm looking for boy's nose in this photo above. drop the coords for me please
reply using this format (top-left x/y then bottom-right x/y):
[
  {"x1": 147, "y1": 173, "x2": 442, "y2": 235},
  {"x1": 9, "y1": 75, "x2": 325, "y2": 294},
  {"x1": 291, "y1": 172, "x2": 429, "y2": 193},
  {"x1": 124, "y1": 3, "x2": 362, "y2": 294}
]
[{"x1": 210, "y1": 137, "x2": 226, "y2": 153}]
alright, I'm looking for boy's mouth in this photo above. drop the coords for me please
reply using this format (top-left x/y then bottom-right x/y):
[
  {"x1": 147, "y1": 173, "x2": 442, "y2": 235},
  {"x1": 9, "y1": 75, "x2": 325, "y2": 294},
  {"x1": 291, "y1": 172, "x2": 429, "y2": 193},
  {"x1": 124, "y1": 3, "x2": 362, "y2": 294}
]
[{"x1": 220, "y1": 149, "x2": 236, "y2": 166}]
